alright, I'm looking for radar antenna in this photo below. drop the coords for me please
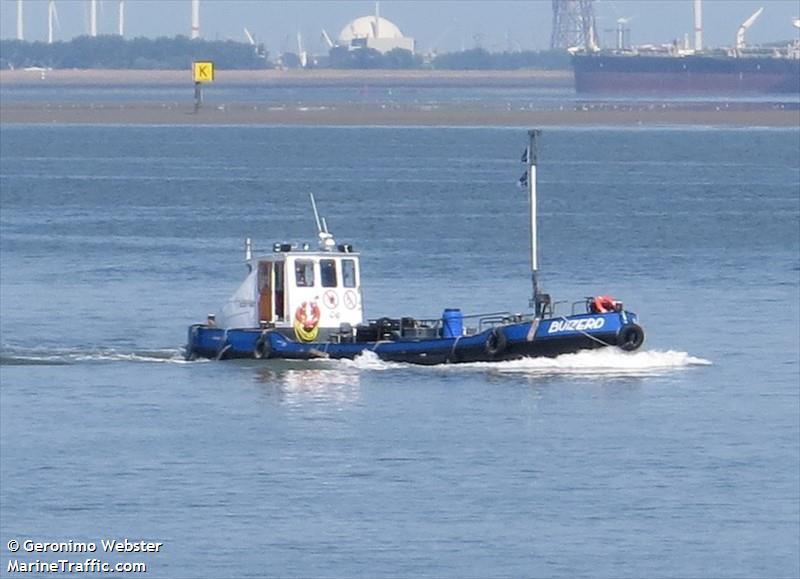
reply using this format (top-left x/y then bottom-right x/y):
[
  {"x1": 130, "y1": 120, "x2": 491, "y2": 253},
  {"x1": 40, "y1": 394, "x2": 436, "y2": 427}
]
[{"x1": 309, "y1": 193, "x2": 336, "y2": 251}]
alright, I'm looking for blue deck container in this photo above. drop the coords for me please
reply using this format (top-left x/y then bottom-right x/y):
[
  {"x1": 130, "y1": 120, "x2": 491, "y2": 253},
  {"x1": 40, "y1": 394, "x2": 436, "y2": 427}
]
[{"x1": 442, "y1": 308, "x2": 464, "y2": 338}]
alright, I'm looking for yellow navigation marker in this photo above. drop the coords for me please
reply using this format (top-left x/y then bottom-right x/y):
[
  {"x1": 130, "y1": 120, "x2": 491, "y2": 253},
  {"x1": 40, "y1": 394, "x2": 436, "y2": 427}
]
[{"x1": 192, "y1": 61, "x2": 215, "y2": 83}]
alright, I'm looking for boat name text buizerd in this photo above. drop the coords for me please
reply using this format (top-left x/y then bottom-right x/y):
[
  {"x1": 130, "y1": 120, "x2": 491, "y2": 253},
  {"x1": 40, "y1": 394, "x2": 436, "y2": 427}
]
[{"x1": 548, "y1": 317, "x2": 606, "y2": 333}]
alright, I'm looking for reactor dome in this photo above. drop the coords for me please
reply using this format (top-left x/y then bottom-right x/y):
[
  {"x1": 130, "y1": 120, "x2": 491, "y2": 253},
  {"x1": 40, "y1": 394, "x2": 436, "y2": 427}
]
[{"x1": 337, "y1": 16, "x2": 405, "y2": 43}]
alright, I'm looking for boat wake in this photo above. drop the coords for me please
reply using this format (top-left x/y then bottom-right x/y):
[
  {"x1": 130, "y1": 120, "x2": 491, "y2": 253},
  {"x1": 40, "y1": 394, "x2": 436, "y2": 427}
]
[
  {"x1": 468, "y1": 349, "x2": 711, "y2": 377},
  {"x1": 1, "y1": 346, "x2": 710, "y2": 377},
  {"x1": 0, "y1": 346, "x2": 193, "y2": 366},
  {"x1": 341, "y1": 348, "x2": 711, "y2": 377}
]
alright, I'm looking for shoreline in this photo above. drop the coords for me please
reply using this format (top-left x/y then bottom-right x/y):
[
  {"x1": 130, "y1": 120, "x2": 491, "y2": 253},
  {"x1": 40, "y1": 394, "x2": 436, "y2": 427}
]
[
  {"x1": 1, "y1": 102, "x2": 798, "y2": 127},
  {"x1": 0, "y1": 68, "x2": 573, "y2": 88},
  {"x1": 2, "y1": 69, "x2": 798, "y2": 127}
]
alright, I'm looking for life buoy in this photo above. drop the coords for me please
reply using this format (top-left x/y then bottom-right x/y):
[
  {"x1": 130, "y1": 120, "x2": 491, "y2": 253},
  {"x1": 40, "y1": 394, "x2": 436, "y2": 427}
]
[
  {"x1": 485, "y1": 327, "x2": 508, "y2": 357},
  {"x1": 294, "y1": 323, "x2": 319, "y2": 343},
  {"x1": 253, "y1": 334, "x2": 272, "y2": 359},
  {"x1": 294, "y1": 301, "x2": 321, "y2": 343},
  {"x1": 295, "y1": 301, "x2": 321, "y2": 328},
  {"x1": 592, "y1": 295, "x2": 618, "y2": 313},
  {"x1": 617, "y1": 324, "x2": 645, "y2": 351}
]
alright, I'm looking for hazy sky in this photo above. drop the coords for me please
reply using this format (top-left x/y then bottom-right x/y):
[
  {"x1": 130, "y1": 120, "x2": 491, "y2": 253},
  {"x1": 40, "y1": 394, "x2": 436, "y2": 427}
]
[{"x1": 2, "y1": 0, "x2": 798, "y2": 56}]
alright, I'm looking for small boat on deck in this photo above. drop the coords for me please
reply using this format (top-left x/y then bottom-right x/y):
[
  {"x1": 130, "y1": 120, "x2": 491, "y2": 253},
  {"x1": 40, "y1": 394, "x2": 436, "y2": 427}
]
[{"x1": 185, "y1": 130, "x2": 644, "y2": 364}]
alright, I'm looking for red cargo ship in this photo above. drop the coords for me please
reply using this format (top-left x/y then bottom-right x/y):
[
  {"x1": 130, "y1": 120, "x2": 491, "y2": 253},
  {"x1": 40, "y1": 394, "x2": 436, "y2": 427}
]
[{"x1": 572, "y1": 50, "x2": 800, "y2": 94}]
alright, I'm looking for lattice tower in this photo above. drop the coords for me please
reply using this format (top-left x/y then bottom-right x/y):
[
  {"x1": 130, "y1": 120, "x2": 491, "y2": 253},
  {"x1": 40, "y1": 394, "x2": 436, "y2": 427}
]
[{"x1": 550, "y1": 0, "x2": 598, "y2": 51}]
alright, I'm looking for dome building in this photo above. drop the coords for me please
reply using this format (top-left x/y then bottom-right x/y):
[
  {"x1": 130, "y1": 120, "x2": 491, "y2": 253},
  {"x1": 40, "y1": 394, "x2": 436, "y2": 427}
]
[{"x1": 335, "y1": 13, "x2": 414, "y2": 54}]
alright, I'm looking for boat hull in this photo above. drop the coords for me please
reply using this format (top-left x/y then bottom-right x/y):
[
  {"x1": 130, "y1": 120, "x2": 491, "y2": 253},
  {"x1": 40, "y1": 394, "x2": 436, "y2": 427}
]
[
  {"x1": 572, "y1": 53, "x2": 800, "y2": 94},
  {"x1": 186, "y1": 311, "x2": 643, "y2": 365}
]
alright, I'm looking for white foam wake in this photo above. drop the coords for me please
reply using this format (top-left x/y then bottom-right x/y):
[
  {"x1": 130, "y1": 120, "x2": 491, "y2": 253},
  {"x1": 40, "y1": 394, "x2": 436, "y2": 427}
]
[
  {"x1": 338, "y1": 349, "x2": 400, "y2": 370},
  {"x1": 0, "y1": 347, "x2": 195, "y2": 366},
  {"x1": 451, "y1": 349, "x2": 711, "y2": 376},
  {"x1": 71, "y1": 349, "x2": 198, "y2": 364},
  {"x1": 337, "y1": 348, "x2": 710, "y2": 376}
]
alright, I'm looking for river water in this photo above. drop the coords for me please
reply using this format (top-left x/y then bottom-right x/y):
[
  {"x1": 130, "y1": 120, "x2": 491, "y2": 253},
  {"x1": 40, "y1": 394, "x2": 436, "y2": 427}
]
[{"x1": 1, "y1": 124, "x2": 798, "y2": 577}]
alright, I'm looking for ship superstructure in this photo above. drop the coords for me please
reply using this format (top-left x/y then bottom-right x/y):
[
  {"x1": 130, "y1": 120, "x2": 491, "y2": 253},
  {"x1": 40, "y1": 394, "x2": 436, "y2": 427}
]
[{"x1": 569, "y1": 1, "x2": 800, "y2": 94}]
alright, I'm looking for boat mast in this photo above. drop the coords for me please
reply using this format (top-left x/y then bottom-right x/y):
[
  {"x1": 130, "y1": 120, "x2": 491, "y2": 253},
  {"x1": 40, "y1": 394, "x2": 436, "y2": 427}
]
[
  {"x1": 527, "y1": 129, "x2": 549, "y2": 318},
  {"x1": 309, "y1": 193, "x2": 335, "y2": 250}
]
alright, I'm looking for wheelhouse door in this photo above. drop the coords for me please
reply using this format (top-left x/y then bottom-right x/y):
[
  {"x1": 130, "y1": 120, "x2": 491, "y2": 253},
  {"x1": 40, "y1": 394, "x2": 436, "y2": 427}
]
[
  {"x1": 258, "y1": 262, "x2": 272, "y2": 324},
  {"x1": 274, "y1": 261, "x2": 285, "y2": 321}
]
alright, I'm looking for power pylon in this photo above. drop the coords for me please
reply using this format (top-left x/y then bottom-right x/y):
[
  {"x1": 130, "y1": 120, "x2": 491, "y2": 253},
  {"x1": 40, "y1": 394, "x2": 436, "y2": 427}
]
[{"x1": 550, "y1": 0, "x2": 598, "y2": 51}]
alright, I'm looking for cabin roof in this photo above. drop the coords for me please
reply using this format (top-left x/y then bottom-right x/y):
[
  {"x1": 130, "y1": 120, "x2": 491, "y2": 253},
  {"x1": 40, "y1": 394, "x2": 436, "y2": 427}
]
[{"x1": 251, "y1": 242, "x2": 359, "y2": 261}]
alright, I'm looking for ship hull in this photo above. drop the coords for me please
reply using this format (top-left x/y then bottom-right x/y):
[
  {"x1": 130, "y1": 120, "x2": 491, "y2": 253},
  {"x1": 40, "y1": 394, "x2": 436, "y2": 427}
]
[
  {"x1": 573, "y1": 53, "x2": 800, "y2": 94},
  {"x1": 185, "y1": 311, "x2": 644, "y2": 365}
]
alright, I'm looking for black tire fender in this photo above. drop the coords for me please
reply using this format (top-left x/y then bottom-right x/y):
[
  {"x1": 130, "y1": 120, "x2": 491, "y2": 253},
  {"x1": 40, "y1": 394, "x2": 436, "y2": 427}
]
[
  {"x1": 485, "y1": 327, "x2": 508, "y2": 357},
  {"x1": 215, "y1": 343, "x2": 231, "y2": 361},
  {"x1": 253, "y1": 334, "x2": 272, "y2": 359},
  {"x1": 185, "y1": 326, "x2": 199, "y2": 360},
  {"x1": 617, "y1": 324, "x2": 645, "y2": 351}
]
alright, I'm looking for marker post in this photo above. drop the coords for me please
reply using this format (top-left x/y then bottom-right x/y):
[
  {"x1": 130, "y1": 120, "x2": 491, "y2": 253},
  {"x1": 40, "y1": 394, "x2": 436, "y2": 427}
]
[{"x1": 192, "y1": 61, "x2": 215, "y2": 113}]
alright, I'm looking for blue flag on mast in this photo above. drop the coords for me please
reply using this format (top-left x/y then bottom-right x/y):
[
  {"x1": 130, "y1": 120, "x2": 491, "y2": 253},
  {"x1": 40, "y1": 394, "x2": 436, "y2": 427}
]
[{"x1": 517, "y1": 146, "x2": 529, "y2": 187}]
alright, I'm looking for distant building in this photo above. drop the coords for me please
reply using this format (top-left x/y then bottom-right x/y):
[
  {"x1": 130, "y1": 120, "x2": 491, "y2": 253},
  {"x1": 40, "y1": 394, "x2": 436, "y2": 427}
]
[{"x1": 335, "y1": 15, "x2": 414, "y2": 54}]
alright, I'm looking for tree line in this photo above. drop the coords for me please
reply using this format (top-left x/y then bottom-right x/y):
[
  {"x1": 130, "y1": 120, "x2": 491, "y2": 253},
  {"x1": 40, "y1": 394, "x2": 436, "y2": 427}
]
[
  {"x1": 0, "y1": 36, "x2": 570, "y2": 71},
  {"x1": 0, "y1": 36, "x2": 268, "y2": 70}
]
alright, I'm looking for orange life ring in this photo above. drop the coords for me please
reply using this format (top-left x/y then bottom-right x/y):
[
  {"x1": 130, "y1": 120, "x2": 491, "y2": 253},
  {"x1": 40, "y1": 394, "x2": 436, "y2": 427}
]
[
  {"x1": 592, "y1": 295, "x2": 618, "y2": 313},
  {"x1": 294, "y1": 301, "x2": 321, "y2": 330}
]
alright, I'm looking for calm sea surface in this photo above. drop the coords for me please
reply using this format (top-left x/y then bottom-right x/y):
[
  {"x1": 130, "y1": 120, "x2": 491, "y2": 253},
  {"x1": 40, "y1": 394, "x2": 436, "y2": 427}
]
[
  {"x1": 1, "y1": 124, "x2": 798, "y2": 578},
  {"x1": 3, "y1": 83, "x2": 798, "y2": 108}
]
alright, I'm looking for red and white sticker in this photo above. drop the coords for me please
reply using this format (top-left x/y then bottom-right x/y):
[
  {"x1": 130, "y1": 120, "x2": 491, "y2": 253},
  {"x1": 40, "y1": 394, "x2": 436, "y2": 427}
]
[
  {"x1": 343, "y1": 290, "x2": 358, "y2": 310},
  {"x1": 323, "y1": 290, "x2": 338, "y2": 309}
]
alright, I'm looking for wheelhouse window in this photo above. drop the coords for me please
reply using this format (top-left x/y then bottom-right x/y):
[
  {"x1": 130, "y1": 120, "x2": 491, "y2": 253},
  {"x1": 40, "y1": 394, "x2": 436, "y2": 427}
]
[
  {"x1": 342, "y1": 259, "x2": 357, "y2": 288},
  {"x1": 294, "y1": 260, "x2": 314, "y2": 287},
  {"x1": 320, "y1": 259, "x2": 337, "y2": 288},
  {"x1": 274, "y1": 261, "x2": 285, "y2": 320}
]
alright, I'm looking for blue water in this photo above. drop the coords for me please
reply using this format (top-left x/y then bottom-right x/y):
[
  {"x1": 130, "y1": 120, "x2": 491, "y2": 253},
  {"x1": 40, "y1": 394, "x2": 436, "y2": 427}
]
[
  {"x1": 1, "y1": 125, "x2": 798, "y2": 578},
  {"x1": 0, "y1": 84, "x2": 575, "y2": 106},
  {"x1": 3, "y1": 83, "x2": 797, "y2": 109}
]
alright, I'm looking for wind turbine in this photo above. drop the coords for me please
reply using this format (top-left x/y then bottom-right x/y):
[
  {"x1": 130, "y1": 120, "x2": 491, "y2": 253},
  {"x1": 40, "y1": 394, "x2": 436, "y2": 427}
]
[
  {"x1": 693, "y1": 0, "x2": 703, "y2": 51},
  {"x1": 428, "y1": 19, "x2": 455, "y2": 56},
  {"x1": 118, "y1": 0, "x2": 124, "y2": 37},
  {"x1": 89, "y1": 0, "x2": 97, "y2": 37},
  {"x1": 191, "y1": 0, "x2": 200, "y2": 39},
  {"x1": 48, "y1": 1, "x2": 61, "y2": 44},
  {"x1": 16, "y1": 0, "x2": 23, "y2": 41},
  {"x1": 372, "y1": 1, "x2": 380, "y2": 38},
  {"x1": 297, "y1": 32, "x2": 308, "y2": 67},
  {"x1": 321, "y1": 29, "x2": 334, "y2": 50}
]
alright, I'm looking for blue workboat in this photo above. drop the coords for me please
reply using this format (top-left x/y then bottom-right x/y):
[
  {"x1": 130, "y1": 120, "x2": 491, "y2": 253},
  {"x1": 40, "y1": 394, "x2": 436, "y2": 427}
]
[{"x1": 185, "y1": 130, "x2": 645, "y2": 364}]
